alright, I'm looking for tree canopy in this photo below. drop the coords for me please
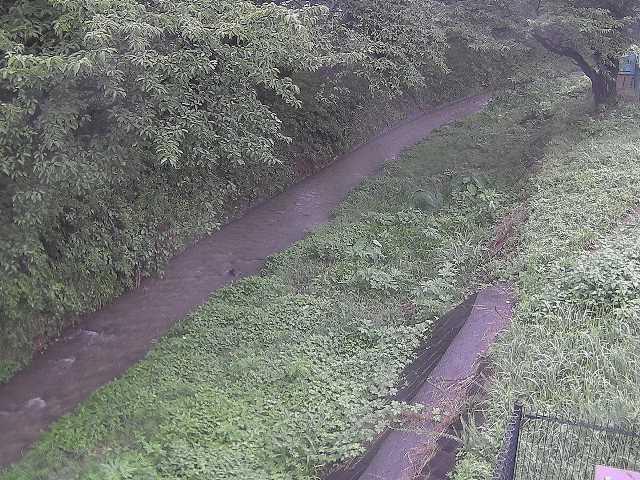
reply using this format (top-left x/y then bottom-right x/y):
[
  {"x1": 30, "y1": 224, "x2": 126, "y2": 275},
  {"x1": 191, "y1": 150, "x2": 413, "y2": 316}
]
[
  {"x1": 470, "y1": 0, "x2": 640, "y2": 103},
  {"x1": 0, "y1": 0, "x2": 331, "y2": 228}
]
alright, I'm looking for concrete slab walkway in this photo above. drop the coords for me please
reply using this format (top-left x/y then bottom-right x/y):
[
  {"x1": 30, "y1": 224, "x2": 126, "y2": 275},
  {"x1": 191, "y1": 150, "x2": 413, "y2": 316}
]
[{"x1": 329, "y1": 284, "x2": 514, "y2": 480}]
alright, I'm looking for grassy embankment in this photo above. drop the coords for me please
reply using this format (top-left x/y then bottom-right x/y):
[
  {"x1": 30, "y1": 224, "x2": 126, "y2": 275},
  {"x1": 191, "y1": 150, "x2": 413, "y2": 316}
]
[
  {"x1": 0, "y1": 76, "x2": 480, "y2": 384},
  {"x1": 0, "y1": 85, "x2": 417, "y2": 383},
  {"x1": 454, "y1": 86, "x2": 640, "y2": 479},
  {"x1": 1, "y1": 78, "x2": 582, "y2": 479}
]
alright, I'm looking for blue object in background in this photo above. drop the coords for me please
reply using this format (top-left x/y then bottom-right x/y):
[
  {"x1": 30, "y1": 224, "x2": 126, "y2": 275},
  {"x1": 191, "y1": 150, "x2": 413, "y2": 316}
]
[
  {"x1": 618, "y1": 52, "x2": 640, "y2": 98},
  {"x1": 619, "y1": 52, "x2": 639, "y2": 75}
]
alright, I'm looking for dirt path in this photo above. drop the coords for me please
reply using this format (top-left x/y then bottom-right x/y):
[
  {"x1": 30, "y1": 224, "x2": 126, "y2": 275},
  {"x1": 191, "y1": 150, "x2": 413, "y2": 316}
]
[{"x1": 0, "y1": 95, "x2": 489, "y2": 467}]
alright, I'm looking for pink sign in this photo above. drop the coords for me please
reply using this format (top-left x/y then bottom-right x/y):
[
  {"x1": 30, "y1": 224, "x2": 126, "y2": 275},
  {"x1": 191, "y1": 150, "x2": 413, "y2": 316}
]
[{"x1": 595, "y1": 465, "x2": 640, "y2": 480}]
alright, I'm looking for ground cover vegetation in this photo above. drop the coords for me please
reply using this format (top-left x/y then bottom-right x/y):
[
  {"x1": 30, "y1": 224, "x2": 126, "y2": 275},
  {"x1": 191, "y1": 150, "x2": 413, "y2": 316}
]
[
  {"x1": 453, "y1": 84, "x2": 640, "y2": 479},
  {"x1": 3, "y1": 0, "x2": 640, "y2": 476},
  {"x1": 0, "y1": 68, "x2": 581, "y2": 480},
  {"x1": 0, "y1": 0, "x2": 515, "y2": 381}
]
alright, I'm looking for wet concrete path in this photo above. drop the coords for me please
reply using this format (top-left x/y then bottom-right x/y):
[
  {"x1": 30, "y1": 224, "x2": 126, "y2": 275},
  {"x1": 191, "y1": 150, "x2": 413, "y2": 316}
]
[
  {"x1": 326, "y1": 284, "x2": 513, "y2": 480},
  {"x1": 0, "y1": 95, "x2": 489, "y2": 466},
  {"x1": 359, "y1": 284, "x2": 513, "y2": 480}
]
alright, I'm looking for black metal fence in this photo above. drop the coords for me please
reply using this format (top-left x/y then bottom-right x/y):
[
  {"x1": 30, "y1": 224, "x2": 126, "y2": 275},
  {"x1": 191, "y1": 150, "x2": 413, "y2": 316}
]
[{"x1": 494, "y1": 405, "x2": 640, "y2": 480}]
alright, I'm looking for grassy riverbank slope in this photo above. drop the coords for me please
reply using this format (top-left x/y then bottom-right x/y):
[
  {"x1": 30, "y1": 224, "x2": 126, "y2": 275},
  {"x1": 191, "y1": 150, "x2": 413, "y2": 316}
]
[
  {"x1": 0, "y1": 0, "x2": 501, "y2": 384},
  {"x1": 1, "y1": 77, "x2": 582, "y2": 480},
  {"x1": 454, "y1": 86, "x2": 640, "y2": 479}
]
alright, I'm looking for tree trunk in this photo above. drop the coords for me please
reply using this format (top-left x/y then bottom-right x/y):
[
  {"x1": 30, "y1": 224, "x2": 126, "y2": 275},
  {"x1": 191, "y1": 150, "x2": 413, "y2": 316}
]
[
  {"x1": 589, "y1": 70, "x2": 617, "y2": 105},
  {"x1": 531, "y1": 34, "x2": 619, "y2": 105}
]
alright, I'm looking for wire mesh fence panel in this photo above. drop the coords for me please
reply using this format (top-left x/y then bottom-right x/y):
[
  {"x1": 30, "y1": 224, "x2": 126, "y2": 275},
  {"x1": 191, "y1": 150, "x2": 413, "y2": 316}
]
[{"x1": 495, "y1": 406, "x2": 640, "y2": 480}]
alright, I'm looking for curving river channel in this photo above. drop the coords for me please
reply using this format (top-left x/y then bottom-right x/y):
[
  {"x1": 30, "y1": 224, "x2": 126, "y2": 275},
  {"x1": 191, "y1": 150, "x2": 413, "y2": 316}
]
[{"x1": 0, "y1": 95, "x2": 489, "y2": 466}]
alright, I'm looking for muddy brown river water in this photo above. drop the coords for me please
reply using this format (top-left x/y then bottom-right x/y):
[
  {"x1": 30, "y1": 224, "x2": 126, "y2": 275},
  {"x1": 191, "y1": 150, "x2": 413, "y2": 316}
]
[{"x1": 0, "y1": 95, "x2": 489, "y2": 466}]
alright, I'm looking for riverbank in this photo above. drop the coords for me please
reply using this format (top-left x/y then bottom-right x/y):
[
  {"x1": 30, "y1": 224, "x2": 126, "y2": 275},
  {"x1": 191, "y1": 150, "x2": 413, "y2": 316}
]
[
  {"x1": 0, "y1": 83, "x2": 449, "y2": 384},
  {"x1": 1, "y1": 76, "x2": 584, "y2": 479},
  {"x1": 453, "y1": 85, "x2": 640, "y2": 478}
]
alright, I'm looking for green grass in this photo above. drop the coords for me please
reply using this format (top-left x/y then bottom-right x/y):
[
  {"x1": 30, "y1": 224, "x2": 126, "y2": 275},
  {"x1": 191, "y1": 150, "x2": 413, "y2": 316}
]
[
  {"x1": 0, "y1": 77, "x2": 585, "y2": 480},
  {"x1": 0, "y1": 74, "x2": 425, "y2": 386},
  {"x1": 454, "y1": 93, "x2": 640, "y2": 479}
]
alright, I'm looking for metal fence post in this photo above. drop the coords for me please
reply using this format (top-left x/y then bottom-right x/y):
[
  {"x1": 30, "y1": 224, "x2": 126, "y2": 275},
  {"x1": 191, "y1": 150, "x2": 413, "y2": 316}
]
[
  {"x1": 494, "y1": 407, "x2": 640, "y2": 480},
  {"x1": 505, "y1": 403, "x2": 524, "y2": 480},
  {"x1": 494, "y1": 402, "x2": 525, "y2": 480}
]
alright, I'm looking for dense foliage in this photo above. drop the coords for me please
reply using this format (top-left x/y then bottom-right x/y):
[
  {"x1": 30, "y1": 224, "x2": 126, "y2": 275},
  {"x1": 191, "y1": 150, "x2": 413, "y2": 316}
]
[
  {"x1": 0, "y1": 0, "x2": 318, "y2": 378},
  {"x1": 0, "y1": 0, "x2": 504, "y2": 379},
  {"x1": 0, "y1": 73, "x2": 570, "y2": 480}
]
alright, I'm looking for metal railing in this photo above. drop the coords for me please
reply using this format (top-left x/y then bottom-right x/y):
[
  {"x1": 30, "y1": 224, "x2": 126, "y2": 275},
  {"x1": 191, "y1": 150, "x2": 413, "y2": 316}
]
[{"x1": 494, "y1": 404, "x2": 640, "y2": 480}]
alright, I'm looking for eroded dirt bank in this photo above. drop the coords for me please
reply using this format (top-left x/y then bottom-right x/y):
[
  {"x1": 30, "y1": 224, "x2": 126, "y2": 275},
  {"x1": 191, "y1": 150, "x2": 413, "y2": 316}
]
[{"x1": 0, "y1": 95, "x2": 489, "y2": 466}]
